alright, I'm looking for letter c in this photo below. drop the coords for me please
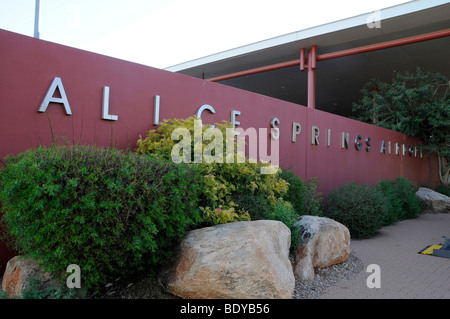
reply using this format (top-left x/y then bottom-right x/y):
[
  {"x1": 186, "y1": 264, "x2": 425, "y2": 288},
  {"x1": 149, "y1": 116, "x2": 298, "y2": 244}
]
[{"x1": 196, "y1": 104, "x2": 216, "y2": 119}]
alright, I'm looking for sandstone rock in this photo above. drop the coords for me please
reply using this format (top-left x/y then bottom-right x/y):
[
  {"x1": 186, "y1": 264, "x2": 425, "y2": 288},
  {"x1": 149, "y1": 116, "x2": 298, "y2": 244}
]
[
  {"x1": 159, "y1": 220, "x2": 295, "y2": 299},
  {"x1": 2, "y1": 256, "x2": 55, "y2": 298},
  {"x1": 293, "y1": 215, "x2": 350, "y2": 281},
  {"x1": 416, "y1": 187, "x2": 450, "y2": 213}
]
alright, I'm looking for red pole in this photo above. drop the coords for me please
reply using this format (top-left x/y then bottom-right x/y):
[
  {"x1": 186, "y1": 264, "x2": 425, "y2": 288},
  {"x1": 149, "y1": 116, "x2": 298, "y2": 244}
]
[
  {"x1": 307, "y1": 45, "x2": 317, "y2": 109},
  {"x1": 300, "y1": 48, "x2": 305, "y2": 71},
  {"x1": 317, "y1": 28, "x2": 450, "y2": 61},
  {"x1": 206, "y1": 59, "x2": 300, "y2": 82},
  {"x1": 206, "y1": 29, "x2": 450, "y2": 82}
]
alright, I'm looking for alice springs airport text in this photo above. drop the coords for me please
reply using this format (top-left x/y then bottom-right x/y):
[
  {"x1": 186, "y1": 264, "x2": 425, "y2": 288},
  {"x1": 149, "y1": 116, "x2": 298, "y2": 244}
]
[{"x1": 38, "y1": 77, "x2": 425, "y2": 162}]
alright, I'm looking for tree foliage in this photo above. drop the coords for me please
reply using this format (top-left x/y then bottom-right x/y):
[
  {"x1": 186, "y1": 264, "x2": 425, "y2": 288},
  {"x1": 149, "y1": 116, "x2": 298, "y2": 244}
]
[{"x1": 352, "y1": 68, "x2": 449, "y2": 158}]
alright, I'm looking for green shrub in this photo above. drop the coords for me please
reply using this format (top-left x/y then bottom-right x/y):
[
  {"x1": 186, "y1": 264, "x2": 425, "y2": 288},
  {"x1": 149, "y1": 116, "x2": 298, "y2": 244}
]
[
  {"x1": 0, "y1": 145, "x2": 204, "y2": 291},
  {"x1": 135, "y1": 116, "x2": 307, "y2": 251},
  {"x1": 278, "y1": 170, "x2": 323, "y2": 217},
  {"x1": 303, "y1": 177, "x2": 323, "y2": 216},
  {"x1": 377, "y1": 180, "x2": 402, "y2": 225},
  {"x1": 278, "y1": 169, "x2": 306, "y2": 215},
  {"x1": 323, "y1": 183, "x2": 388, "y2": 239},
  {"x1": 231, "y1": 193, "x2": 272, "y2": 221},
  {"x1": 200, "y1": 205, "x2": 250, "y2": 225},
  {"x1": 136, "y1": 116, "x2": 289, "y2": 225},
  {"x1": 377, "y1": 177, "x2": 422, "y2": 223},
  {"x1": 434, "y1": 184, "x2": 450, "y2": 197},
  {"x1": 268, "y1": 199, "x2": 302, "y2": 253},
  {"x1": 21, "y1": 276, "x2": 82, "y2": 299}
]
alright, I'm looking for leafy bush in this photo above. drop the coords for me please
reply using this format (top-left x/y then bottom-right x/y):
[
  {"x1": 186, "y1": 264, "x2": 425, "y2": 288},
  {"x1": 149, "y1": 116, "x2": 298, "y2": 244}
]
[
  {"x1": 0, "y1": 145, "x2": 204, "y2": 291},
  {"x1": 267, "y1": 199, "x2": 302, "y2": 253},
  {"x1": 136, "y1": 116, "x2": 289, "y2": 225},
  {"x1": 377, "y1": 177, "x2": 422, "y2": 224},
  {"x1": 135, "y1": 116, "x2": 307, "y2": 251},
  {"x1": 278, "y1": 169, "x2": 306, "y2": 215},
  {"x1": 278, "y1": 170, "x2": 323, "y2": 217},
  {"x1": 200, "y1": 205, "x2": 250, "y2": 225},
  {"x1": 303, "y1": 177, "x2": 323, "y2": 216},
  {"x1": 376, "y1": 180, "x2": 402, "y2": 225},
  {"x1": 434, "y1": 184, "x2": 450, "y2": 197},
  {"x1": 232, "y1": 193, "x2": 272, "y2": 221},
  {"x1": 21, "y1": 276, "x2": 82, "y2": 299},
  {"x1": 323, "y1": 183, "x2": 388, "y2": 239}
]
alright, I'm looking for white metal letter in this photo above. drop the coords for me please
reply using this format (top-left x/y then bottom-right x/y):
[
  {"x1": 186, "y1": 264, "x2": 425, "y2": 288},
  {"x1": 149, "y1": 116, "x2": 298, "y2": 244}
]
[
  {"x1": 102, "y1": 86, "x2": 118, "y2": 121},
  {"x1": 231, "y1": 110, "x2": 241, "y2": 129},
  {"x1": 39, "y1": 77, "x2": 72, "y2": 115},
  {"x1": 196, "y1": 104, "x2": 216, "y2": 119},
  {"x1": 311, "y1": 126, "x2": 320, "y2": 145},
  {"x1": 270, "y1": 118, "x2": 280, "y2": 140},
  {"x1": 292, "y1": 122, "x2": 301, "y2": 142},
  {"x1": 196, "y1": 104, "x2": 216, "y2": 128},
  {"x1": 153, "y1": 95, "x2": 160, "y2": 125}
]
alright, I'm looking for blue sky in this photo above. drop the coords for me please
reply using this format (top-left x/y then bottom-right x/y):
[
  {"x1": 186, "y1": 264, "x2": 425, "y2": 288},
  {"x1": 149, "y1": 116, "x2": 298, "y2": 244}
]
[{"x1": 0, "y1": 0, "x2": 412, "y2": 69}]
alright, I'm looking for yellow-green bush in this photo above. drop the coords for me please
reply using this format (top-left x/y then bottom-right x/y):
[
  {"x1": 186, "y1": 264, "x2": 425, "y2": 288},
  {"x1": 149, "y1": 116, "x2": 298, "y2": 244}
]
[{"x1": 136, "y1": 116, "x2": 289, "y2": 225}]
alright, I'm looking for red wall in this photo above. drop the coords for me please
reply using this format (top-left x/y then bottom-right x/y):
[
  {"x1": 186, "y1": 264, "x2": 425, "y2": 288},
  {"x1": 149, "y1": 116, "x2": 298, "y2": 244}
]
[{"x1": 0, "y1": 29, "x2": 439, "y2": 270}]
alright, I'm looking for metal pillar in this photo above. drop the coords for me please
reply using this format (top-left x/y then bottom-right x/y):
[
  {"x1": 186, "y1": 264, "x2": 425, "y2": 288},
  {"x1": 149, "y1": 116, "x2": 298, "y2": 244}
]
[
  {"x1": 34, "y1": 0, "x2": 41, "y2": 39},
  {"x1": 306, "y1": 46, "x2": 316, "y2": 109}
]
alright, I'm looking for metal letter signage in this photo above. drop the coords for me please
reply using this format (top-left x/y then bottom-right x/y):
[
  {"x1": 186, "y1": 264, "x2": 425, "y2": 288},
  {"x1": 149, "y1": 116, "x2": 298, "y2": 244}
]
[
  {"x1": 102, "y1": 86, "x2": 118, "y2": 121},
  {"x1": 38, "y1": 77, "x2": 72, "y2": 115}
]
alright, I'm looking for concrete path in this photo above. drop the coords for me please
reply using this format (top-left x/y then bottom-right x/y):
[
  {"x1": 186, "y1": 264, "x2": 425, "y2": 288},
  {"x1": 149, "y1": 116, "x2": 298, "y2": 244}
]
[{"x1": 320, "y1": 213, "x2": 450, "y2": 299}]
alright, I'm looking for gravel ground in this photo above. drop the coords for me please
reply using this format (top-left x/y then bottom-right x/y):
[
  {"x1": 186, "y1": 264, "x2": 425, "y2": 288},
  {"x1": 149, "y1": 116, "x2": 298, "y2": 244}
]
[
  {"x1": 93, "y1": 253, "x2": 364, "y2": 299},
  {"x1": 292, "y1": 253, "x2": 364, "y2": 299}
]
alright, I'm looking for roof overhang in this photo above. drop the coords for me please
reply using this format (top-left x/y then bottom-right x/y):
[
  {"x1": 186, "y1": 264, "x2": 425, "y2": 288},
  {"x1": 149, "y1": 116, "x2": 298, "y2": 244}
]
[{"x1": 165, "y1": 0, "x2": 450, "y2": 117}]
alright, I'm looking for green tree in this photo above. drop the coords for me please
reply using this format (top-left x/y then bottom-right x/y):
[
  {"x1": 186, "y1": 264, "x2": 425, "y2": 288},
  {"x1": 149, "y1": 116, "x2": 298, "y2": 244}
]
[{"x1": 352, "y1": 68, "x2": 450, "y2": 185}]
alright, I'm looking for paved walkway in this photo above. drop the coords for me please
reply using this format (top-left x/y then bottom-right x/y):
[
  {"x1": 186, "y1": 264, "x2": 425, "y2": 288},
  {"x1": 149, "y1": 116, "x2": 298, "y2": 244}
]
[{"x1": 320, "y1": 213, "x2": 450, "y2": 299}]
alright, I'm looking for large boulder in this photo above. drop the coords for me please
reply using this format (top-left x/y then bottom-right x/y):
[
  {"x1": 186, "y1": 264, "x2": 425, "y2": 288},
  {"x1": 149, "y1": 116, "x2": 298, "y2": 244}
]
[
  {"x1": 159, "y1": 220, "x2": 295, "y2": 299},
  {"x1": 293, "y1": 215, "x2": 350, "y2": 281},
  {"x1": 2, "y1": 256, "x2": 55, "y2": 298},
  {"x1": 416, "y1": 187, "x2": 450, "y2": 213}
]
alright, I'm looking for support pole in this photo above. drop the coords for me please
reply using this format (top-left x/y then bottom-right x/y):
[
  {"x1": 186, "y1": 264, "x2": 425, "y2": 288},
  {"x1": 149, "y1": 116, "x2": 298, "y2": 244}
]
[
  {"x1": 300, "y1": 48, "x2": 305, "y2": 71},
  {"x1": 34, "y1": 0, "x2": 41, "y2": 39},
  {"x1": 307, "y1": 45, "x2": 317, "y2": 109}
]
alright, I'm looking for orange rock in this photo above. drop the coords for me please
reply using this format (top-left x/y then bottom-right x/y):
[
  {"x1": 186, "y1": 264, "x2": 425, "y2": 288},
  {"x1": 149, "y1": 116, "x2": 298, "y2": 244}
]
[{"x1": 2, "y1": 256, "x2": 53, "y2": 298}]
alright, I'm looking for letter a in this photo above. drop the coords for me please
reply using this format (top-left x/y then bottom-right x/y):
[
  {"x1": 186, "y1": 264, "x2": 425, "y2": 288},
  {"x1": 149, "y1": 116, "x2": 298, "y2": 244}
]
[
  {"x1": 66, "y1": 264, "x2": 81, "y2": 288},
  {"x1": 366, "y1": 264, "x2": 381, "y2": 288},
  {"x1": 171, "y1": 128, "x2": 192, "y2": 163},
  {"x1": 39, "y1": 77, "x2": 72, "y2": 115},
  {"x1": 366, "y1": 10, "x2": 381, "y2": 29}
]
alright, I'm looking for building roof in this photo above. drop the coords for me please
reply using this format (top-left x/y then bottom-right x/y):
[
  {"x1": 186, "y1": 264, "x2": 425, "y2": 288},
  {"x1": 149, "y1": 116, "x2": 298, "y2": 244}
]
[{"x1": 165, "y1": 0, "x2": 450, "y2": 117}]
